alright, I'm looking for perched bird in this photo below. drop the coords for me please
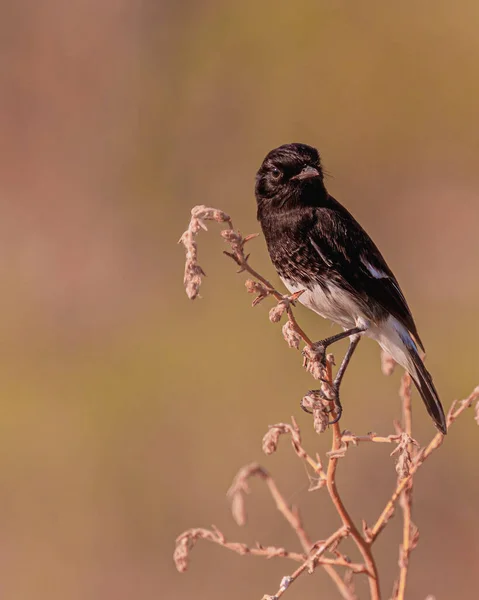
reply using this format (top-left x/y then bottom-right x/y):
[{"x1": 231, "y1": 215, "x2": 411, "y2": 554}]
[{"x1": 255, "y1": 143, "x2": 446, "y2": 434}]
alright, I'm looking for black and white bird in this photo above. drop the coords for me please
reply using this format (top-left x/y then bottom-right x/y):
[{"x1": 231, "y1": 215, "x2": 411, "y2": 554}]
[{"x1": 255, "y1": 142, "x2": 446, "y2": 434}]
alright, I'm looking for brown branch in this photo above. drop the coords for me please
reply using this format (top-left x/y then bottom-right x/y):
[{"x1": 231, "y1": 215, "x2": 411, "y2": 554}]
[
  {"x1": 174, "y1": 526, "x2": 307, "y2": 572},
  {"x1": 262, "y1": 527, "x2": 350, "y2": 600},
  {"x1": 368, "y1": 386, "x2": 479, "y2": 544},
  {"x1": 179, "y1": 205, "x2": 314, "y2": 347},
  {"x1": 318, "y1": 557, "x2": 368, "y2": 573},
  {"x1": 324, "y1": 359, "x2": 381, "y2": 600},
  {"x1": 341, "y1": 431, "x2": 402, "y2": 445},
  {"x1": 178, "y1": 205, "x2": 479, "y2": 600},
  {"x1": 173, "y1": 524, "x2": 367, "y2": 591},
  {"x1": 262, "y1": 418, "x2": 328, "y2": 485},
  {"x1": 225, "y1": 462, "x2": 357, "y2": 598},
  {"x1": 179, "y1": 206, "x2": 373, "y2": 599},
  {"x1": 261, "y1": 421, "x2": 360, "y2": 599},
  {"x1": 395, "y1": 373, "x2": 414, "y2": 600},
  {"x1": 226, "y1": 463, "x2": 312, "y2": 552}
]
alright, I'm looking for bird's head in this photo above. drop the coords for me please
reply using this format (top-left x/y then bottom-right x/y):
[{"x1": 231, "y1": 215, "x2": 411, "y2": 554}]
[{"x1": 255, "y1": 143, "x2": 325, "y2": 215}]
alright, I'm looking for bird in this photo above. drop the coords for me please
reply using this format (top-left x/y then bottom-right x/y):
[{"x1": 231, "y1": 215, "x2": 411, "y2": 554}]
[{"x1": 255, "y1": 142, "x2": 446, "y2": 434}]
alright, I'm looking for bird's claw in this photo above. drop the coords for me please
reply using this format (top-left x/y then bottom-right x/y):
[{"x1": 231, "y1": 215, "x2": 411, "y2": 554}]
[
  {"x1": 324, "y1": 383, "x2": 343, "y2": 425},
  {"x1": 300, "y1": 389, "x2": 327, "y2": 414},
  {"x1": 328, "y1": 402, "x2": 343, "y2": 425},
  {"x1": 311, "y1": 342, "x2": 327, "y2": 366},
  {"x1": 300, "y1": 385, "x2": 343, "y2": 426},
  {"x1": 301, "y1": 343, "x2": 327, "y2": 376}
]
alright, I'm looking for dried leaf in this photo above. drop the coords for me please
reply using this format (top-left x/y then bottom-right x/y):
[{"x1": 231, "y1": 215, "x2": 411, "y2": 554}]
[
  {"x1": 282, "y1": 321, "x2": 301, "y2": 349},
  {"x1": 269, "y1": 301, "x2": 288, "y2": 323},
  {"x1": 173, "y1": 534, "x2": 190, "y2": 573},
  {"x1": 191, "y1": 205, "x2": 231, "y2": 223},
  {"x1": 230, "y1": 490, "x2": 247, "y2": 526},
  {"x1": 302, "y1": 344, "x2": 326, "y2": 380},
  {"x1": 262, "y1": 426, "x2": 282, "y2": 455}
]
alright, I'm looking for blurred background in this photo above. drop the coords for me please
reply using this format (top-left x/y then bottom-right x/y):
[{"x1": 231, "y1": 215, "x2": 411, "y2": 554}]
[{"x1": 0, "y1": 1, "x2": 478, "y2": 598}]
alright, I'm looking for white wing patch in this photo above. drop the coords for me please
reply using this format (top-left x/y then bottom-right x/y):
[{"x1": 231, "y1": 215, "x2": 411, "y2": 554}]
[
  {"x1": 361, "y1": 258, "x2": 387, "y2": 279},
  {"x1": 311, "y1": 238, "x2": 333, "y2": 267},
  {"x1": 361, "y1": 257, "x2": 409, "y2": 310}
]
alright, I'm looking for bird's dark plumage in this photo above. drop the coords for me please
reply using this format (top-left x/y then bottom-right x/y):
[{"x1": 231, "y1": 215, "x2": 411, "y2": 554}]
[{"x1": 255, "y1": 143, "x2": 446, "y2": 434}]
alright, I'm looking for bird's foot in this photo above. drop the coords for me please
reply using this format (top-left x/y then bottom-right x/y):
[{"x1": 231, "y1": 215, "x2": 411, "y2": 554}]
[
  {"x1": 310, "y1": 341, "x2": 327, "y2": 365},
  {"x1": 327, "y1": 398, "x2": 342, "y2": 425},
  {"x1": 324, "y1": 382, "x2": 343, "y2": 425},
  {"x1": 300, "y1": 389, "x2": 326, "y2": 414},
  {"x1": 300, "y1": 386, "x2": 342, "y2": 426}
]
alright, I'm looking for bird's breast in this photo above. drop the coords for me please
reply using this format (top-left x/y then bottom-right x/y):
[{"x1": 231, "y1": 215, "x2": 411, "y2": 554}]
[{"x1": 280, "y1": 276, "x2": 362, "y2": 330}]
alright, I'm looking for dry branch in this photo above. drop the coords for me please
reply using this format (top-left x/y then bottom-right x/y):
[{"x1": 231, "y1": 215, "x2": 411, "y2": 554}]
[{"x1": 176, "y1": 205, "x2": 479, "y2": 600}]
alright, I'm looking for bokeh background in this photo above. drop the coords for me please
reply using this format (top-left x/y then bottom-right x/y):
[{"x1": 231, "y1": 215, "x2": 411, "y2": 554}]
[{"x1": 0, "y1": 1, "x2": 478, "y2": 599}]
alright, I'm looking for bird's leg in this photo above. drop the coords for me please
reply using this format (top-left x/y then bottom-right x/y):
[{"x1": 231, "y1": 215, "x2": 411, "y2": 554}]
[
  {"x1": 303, "y1": 324, "x2": 366, "y2": 369},
  {"x1": 312, "y1": 325, "x2": 366, "y2": 356},
  {"x1": 327, "y1": 333, "x2": 362, "y2": 425},
  {"x1": 301, "y1": 330, "x2": 364, "y2": 423},
  {"x1": 333, "y1": 333, "x2": 362, "y2": 389}
]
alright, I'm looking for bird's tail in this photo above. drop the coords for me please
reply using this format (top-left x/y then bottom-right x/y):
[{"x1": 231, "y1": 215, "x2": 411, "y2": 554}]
[
  {"x1": 407, "y1": 343, "x2": 447, "y2": 435},
  {"x1": 375, "y1": 318, "x2": 447, "y2": 434}
]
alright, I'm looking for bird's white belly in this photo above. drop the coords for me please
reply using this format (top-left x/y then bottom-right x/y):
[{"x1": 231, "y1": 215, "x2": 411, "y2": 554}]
[
  {"x1": 281, "y1": 276, "x2": 415, "y2": 375},
  {"x1": 281, "y1": 277, "x2": 363, "y2": 330}
]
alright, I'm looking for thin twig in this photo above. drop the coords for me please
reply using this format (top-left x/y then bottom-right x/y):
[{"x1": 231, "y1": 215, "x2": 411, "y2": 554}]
[
  {"x1": 261, "y1": 421, "x2": 355, "y2": 599},
  {"x1": 262, "y1": 418, "x2": 328, "y2": 483},
  {"x1": 369, "y1": 386, "x2": 479, "y2": 543},
  {"x1": 264, "y1": 471, "x2": 312, "y2": 553},
  {"x1": 179, "y1": 206, "x2": 314, "y2": 347},
  {"x1": 341, "y1": 432, "x2": 401, "y2": 445},
  {"x1": 262, "y1": 527, "x2": 349, "y2": 600},
  {"x1": 225, "y1": 462, "x2": 354, "y2": 595},
  {"x1": 174, "y1": 526, "x2": 306, "y2": 571}
]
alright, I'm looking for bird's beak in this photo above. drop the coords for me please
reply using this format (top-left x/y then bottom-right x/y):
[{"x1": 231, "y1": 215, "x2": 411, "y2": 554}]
[{"x1": 291, "y1": 166, "x2": 320, "y2": 180}]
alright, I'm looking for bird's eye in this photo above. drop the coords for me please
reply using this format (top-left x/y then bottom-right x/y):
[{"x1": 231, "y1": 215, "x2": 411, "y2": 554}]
[{"x1": 271, "y1": 167, "x2": 281, "y2": 179}]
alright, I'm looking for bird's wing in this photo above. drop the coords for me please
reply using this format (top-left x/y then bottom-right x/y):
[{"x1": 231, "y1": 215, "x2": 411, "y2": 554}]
[{"x1": 308, "y1": 201, "x2": 425, "y2": 351}]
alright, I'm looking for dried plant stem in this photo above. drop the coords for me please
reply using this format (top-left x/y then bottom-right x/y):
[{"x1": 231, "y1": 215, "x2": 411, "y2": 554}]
[
  {"x1": 341, "y1": 433, "x2": 401, "y2": 445},
  {"x1": 178, "y1": 206, "x2": 479, "y2": 600},
  {"x1": 220, "y1": 221, "x2": 360, "y2": 597},
  {"x1": 227, "y1": 462, "x2": 354, "y2": 597},
  {"x1": 263, "y1": 471, "x2": 313, "y2": 553},
  {"x1": 180, "y1": 527, "x2": 306, "y2": 563},
  {"x1": 369, "y1": 387, "x2": 479, "y2": 544},
  {"x1": 328, "y1": 424, "x2": 380, "y2": 598},
  {"x1": 395, "y1": 374, "x2": 413, "y2": 600},
  {"x1": 264, "y1": 527, "x2": 350, "y2": 600},
  {"x1": 369, "y1": 467, "x2": 415, "y2": 543},
  {"x1": 263, "y1": 418, "x2": 328, "y2": 483},
  {"x1": 325, "y1": 361, "x2": 381, "y2": 600},
  {"x1": 264, "y1": 474, "x2": 357, "y2": 599}
]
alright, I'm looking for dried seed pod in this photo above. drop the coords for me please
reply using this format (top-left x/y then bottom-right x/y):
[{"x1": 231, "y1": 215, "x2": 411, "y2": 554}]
[{"x1": 282, "y1": 321, "x2": 301, "y2": 349}]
